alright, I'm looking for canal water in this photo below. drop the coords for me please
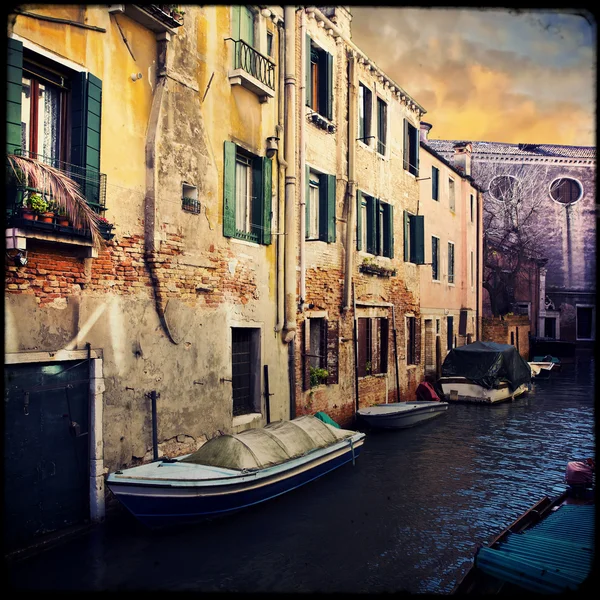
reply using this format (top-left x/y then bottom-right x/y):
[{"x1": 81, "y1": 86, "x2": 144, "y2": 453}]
[{"x1": 6, "y1": 355, "x2": 595, "y2": 593}]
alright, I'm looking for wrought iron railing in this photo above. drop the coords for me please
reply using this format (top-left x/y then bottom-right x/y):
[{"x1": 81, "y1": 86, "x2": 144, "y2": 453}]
[{"x1": 227, "y1": 38, "x2": 275, "y2": 90}]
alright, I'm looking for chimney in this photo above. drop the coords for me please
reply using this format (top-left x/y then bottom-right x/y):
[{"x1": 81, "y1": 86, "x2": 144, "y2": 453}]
[
  {"x1": 420, "y1": 121, "x2": 432, "y2": 143},
  {"x1": 453, "y1": 141, "x2": 472, "y2": 176}
]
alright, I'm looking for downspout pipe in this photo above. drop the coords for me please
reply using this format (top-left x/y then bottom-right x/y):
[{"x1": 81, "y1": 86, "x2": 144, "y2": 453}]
[
  {"x1": 299, "y1": 9, "x2": 306, "y2": 309},
  {"x1": 476, "y1": 190, "x2": 482, "y2": 340},
  {"x1": 283, "y1": 6, "x2": 297, "y2": 343},
  {"x1": 344, "y1": 53, "x2": 357, "y2": 310}
]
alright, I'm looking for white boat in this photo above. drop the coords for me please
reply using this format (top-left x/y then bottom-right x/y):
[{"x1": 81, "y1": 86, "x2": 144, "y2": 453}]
[
  {"x1": 438, "y1": 377, "x2": 529, "y2": 404},
  {"x1": 357, "y1": 401, "x2": 448, "y2": 429},
  {"x1": 528, "y1": 361, "x2": 554, "y2": 378},
  {"x1": 438, "y1": 341, "x2": 532, "y2": 405},
  {"x1": 106, "y1": 415, "x2": 365, "y2": 528}
]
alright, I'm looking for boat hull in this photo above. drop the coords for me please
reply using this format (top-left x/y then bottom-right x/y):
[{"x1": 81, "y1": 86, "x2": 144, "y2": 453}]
[
  {"x1": 438, "y1": 378, "x2": 529, "y2": 404},
  {"x1": 357, "y1": 401, "x2": 448, "y2": 429},
  {"x1": 107, "y1": 434, "x2": 364, "y2": 527}
]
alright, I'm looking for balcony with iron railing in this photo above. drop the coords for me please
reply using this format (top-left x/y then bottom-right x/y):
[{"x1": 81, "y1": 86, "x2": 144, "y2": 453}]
[
  {"x1": 6, "y1": 150, "x2": 112, "y2": 251},
  {"x1": 226, "y1": 39, "x2": 276, "y2": 102}
]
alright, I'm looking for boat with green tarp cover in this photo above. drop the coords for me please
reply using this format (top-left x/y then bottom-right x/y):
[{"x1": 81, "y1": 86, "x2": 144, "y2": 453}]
[{"x1": 107, "y1": 415, "x2": 365, "y2": 527}]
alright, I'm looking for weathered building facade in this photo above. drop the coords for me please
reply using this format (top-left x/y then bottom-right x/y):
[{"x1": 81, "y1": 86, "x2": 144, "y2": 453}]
[
  {"x1": 425, "y1": 134, "x2": 596, "y2": 349},
  {"x1": 418, "y1": 129, "x2": 483, "y2": 377}
]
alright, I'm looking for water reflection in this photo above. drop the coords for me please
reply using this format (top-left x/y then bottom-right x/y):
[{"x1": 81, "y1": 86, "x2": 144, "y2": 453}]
[{"x1": 7, "y1": 357, "x2": 595, "y2": 593}]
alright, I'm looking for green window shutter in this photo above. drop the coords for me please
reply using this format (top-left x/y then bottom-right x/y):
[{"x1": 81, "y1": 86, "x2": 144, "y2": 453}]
[
  {"x1": 403, "y1": 119, "x2": 409, "y2": 171},
  {"x1": 85, "y1": 73, "x2": 102, "y2": 173},
  {"x1": 325, "y1": 51, "x2": 333, "y2": 120},
  {"x1": 305, "y1": 34, "x2": 312, "y2": 108},
  {"x1": 413, "y1": 126, "x2": 419, "y2": 177},
  {"x1": 432, "y1": 166, "x2": 439, "y2": 200},
  {"x1": 305, "y1": 164, "x2": 310, "y2": 239},
  {"x1": 356, "y1": 190, "x2": 362, "y2": 250},
  {"x1": 326, "y1": 174, "x2": 336, "y2": 242},
  {"x1": 403, "y1": 210, "x2": 409, "y2": 261},
  {"x1": 240, "y1": 6, "x2": 254, "y2": 47},
  {"x1": 366, "y1": 196, "x2": 376, "y2": 254},
  {"x1": 71, "y1": 72, "x2": 87, "y2": 168},
  {"x1": 261, "y1": 156, "x2": 272, "y2": 245},
  {"x1": 6, "y1": 38, "x2": 23, "y2": 155},
  {"x1": 252, "y1": 155, "x2": 263, "y2": 239},
  {"x1": 232, "y1": 6, "x2": 241, "y2": 67},
  {"x1": 383, "y1": 202, "x2": 394, "y2": 258},
  {"x1": 318, "y1": 173, "x2": 327, "y2": 241},
  {"x1": 223, "y1": 141, "x2": 236, "y2": 237},
  {"x1": 414, "y1": 215, "x2": 425, "y2": 264},
  {"x1": 375, "y1": 198, "x2": 382, "y2": 255}
]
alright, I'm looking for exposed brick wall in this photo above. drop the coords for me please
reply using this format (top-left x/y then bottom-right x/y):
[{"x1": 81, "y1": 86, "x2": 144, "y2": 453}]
[{"x1": 482, "y1": 315, "x2": 530, "y2": 359}]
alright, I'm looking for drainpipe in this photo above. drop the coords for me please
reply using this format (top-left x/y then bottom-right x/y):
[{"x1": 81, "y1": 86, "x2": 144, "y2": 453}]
[
  {"x1": 344, "y1": 52, "x2": 357, "y2": 311},
  {"x1": 476, "y1": 189, "x2": 482, "y2": 340},
  {"x1": 275, "y1": 19, "x2": 287, "y2": 332},
  {"x1": 283, "y1": 6, "x2": 297, "y2": 343},
  {"x1": 299, "y1": 9, "x2": 306, "y2": 309},
  {"x1": 144, "y1": 33, "x2": 176, "y2": 343}
]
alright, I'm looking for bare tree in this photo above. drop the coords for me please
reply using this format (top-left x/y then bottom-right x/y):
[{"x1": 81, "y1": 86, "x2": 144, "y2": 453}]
[{"x1": 471, "y1": 159, "x2": 551, "y2": 316}]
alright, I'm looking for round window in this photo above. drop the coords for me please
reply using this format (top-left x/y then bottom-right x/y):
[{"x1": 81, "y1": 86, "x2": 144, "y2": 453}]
[
  {"x1": 489, "y1": 176, "x2": 520, "y2": 202},
  {"x1": 549, "y1": 178, "x2": 582, "y2": 205}
]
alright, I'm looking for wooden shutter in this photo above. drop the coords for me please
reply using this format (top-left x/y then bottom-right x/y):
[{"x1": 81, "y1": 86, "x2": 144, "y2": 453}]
[
  {"x1": 366, "y1": 196, "x2": 376, "y2": 255},
  {"x1": 223, "y1": 141, "x2": 236, "y2": 237},
  {"x1": 382, "y1": 202, "x2": 393, "y2": 258},
  {"x1": 326, "y1": 318, "x2": 339, "y2": 384},
  {"x1": 302, "y1": 320, "x2": 310, "y2": 390},
  {"x1": 403, "y1": 210, "x2": 409, "y2": 261},
  {"x1": 356, "y1": 190, "x2": 362, "y2": 250},
  {"x1": 415, "y1": 317, "x2": 422, "y2": 365},
  {"x1": 432, "y1": 166, "x2": 439, "y2": 200},
  {"x1": 240, "y1": 6, "x2": 254, "y2": 47},
  {"x1": 412, "y1": 124, "x2": 419, "y2": 176},
  {"x1": 403, "y1": 119, "x2": 409, "y2": 171},
  {"x1": 305, "y1": 164, "x2": 311, "y2": 239},
  {"x1": 379, "y1": 318, "x2": 389, "y2": 373},
  {"x1": 458, "y1": 309, "x2": 468, "y2": 336},
  {"x1": 305, "y1": 34, "x2": 312, "y2": 108},
  {"x1": 414, "y1": 215, "x2": 425, "y2": 264},
  {"x1": 357, "y1": 318, "x2": 367, "y2": 377},
  {"x1": 325, "y1": 51, "x2": 333, "y2": 120},
  {"x1": 326, "y1": 174, "x2": 336, "y2": 243},
  {"x1": 6, "y1": 38, "x2": 23, "y2": 155},
  {"x1": 252, "y1": 155, "x2": 263, "y2": 239},
  {"x1": 261, "y1": 156, "x2": 272, "y2": 245}
]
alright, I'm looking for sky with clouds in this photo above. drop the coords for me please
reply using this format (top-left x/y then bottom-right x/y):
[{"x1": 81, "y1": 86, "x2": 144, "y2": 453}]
[{"x1": 350, "y1": 8, "x2": 596, "y2": 147}]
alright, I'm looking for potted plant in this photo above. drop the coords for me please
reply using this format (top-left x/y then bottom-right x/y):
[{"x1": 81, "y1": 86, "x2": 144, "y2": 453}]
[
  {"x1": 309, "y1": 366, "x2": 329, "y2": 388},
  {"x1": 96, "y1": 215, "x2": 115, "y2": 240},
  {"x1": 56, "y1": 204, "x2": 70, "y2": 227},
  {"x1": 26, "y1": 192, "x2": 48, "y2": 220}
]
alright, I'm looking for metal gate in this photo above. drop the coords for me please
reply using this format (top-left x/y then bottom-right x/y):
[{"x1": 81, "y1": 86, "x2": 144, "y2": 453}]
[{"x1": 3, "y1": 360, "x2": 90, "y2": 552}]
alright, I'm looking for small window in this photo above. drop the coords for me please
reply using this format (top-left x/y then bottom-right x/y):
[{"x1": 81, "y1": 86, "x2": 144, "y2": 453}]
[
  {"x1": 356, "y1": 191, "x2": 393, "y2": 257},
  {"x1": 549, "y1": 178, "x2": 582, "y2": 205},
  {"x1": 232, "y1": 327, "x2": 261, "y2": 417},
  {"x1": 376, "y1": 97, "x2": 387, "y2": 155},
  {"x1": 302, "y1": 317, "x2": 339, "y2": 388},
  {"x1": 266, "y1": 31, "x2": 273, "y2": 57},
  {"x1": 406, "y1": 316, "x2": 416, "y2": 365},
  {"x1": 223, "y1": 142, "x2": 272, "y2": 245},
  {"x1": 432, "y1": 166, "x2": 439, "y2": 201},
  {"x1": 431, "y1": 236, "x2": 440, "y2": 280},
  {"x1": 447, "y1": 316, "x2": 454, "y2": 350},
  {"x1": 436, "y1": 319, "x2": 440, "y2": 335},
  {"x1": 448, "y1": 242, "x2": 455, "y2": 284},
  {"x1": 306, "y1": 168, "x2": 336, "y2": 243},
  {"x1": 403, "y1": 211, "x2": 424, "y2": 264},
  {"x1": 306, "y1": 37, "x2": 333, "y2": 120},
  {"x1": 576, "y1": 306, "x2": 594, "y2": 340},
  {"x1": 470, "y1": 250, "x2": 474, "y2": 287},
  {"x1": 448, "y1": 178, "x2": 455, "y2": 212},
  {"x1": 182, "y1": 183, "x2": 200, "y2": 214},
  {"x1": 403, "y1": 119, "x2": 419, "y2": 176},
  {"x1": 309, "y1": 318, "x2": 327, "y2": 370},
  {"x1": 358, "y1": 317, "x2": 389, "y2": 376},
  {"x1": 489, "y1": 175, "x2": 520, "y2": 202},
  {"x1": 358, "y1": 83, "x2": 372, "y2": 144},
  {"x1": 470, "y1": 193, "x2": 474, "y2": 222}
]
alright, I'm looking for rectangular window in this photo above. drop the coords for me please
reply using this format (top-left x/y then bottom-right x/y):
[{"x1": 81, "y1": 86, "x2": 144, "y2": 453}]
[
  {"x1": 470, "y1": 250, "x2": 474, "y2": 287},
  {"x1": 447, "y1": 316, "x2": 454, "y2": 351},
  {"x1": 232, "y1": 327, "x2": 260, "y2": 417},
  {"x1": 358, "y1": 317, "x2": 389, "y2": 376},
  {"x1": 407, "y1": 316, "x2": 416, "y2": 365},
  {"x1": 357, "y1": 192, "x2": 393, "y2": 257},
  {"x1": 432, "y1": 166, "x2": 439, "y2": 201},
  {"x1": 432, "y1": 236, "x2": 440, "y2": 280},
  {"x1": 266, "y1": 31, "x2": 273, "y2": 57},
  {"x1": 358, "y1": 83, "x2": 372, "y2": 144},
  {"x1": 305, "y1": 167, "x2": 336, "y2": 243},
  {"x1": 223, "y1": 142, "x2": 272, "y2": 245},
  {"x1": 306, "y1": 38, "x2": 333, "y2": 120},
  {"x1": 302, "y1": 317, "x2": 339, "y2": 388},
  {"x1": 449, "y1": 178, "x2": 455, "y2": 212},
  {"x1": 404, "y1": 211, "x2": 425, "y2": 264},
  {"x1": 403, "y1": 119, "x2": 419, "y2": 176},
  {"x1": 436, "y1": 318, "x2": 440, "y2": 335},
  {"x1": 376, "y1": 97, "x2": 387, "y2": 155},
  {"x1": 470, "y1": 193, "x2": 474, "y2": 222},
  {"x1": 576, "y1": 306, "x2": 595, "y2": 340},
  {"x1": 448, "y1": 242, "x2": 455, "y2": 284},
  {"x1": 544, "y1": 317, "x2": 556, "y2": 339}
]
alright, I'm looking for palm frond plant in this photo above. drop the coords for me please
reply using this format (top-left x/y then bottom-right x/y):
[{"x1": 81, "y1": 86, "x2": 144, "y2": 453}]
[{"x1": 7, "y1": 154, "x2": 104, "y2": 250}]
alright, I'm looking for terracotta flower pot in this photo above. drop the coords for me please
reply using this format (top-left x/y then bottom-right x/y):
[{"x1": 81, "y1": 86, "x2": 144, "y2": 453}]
[
  {"x1": 21, "y1": 208, "x2": 37, "y2": 220},
  {"x1": 40, "y1": 211, "x2": 54, "y2": 223},
  {"x1": 58, "y1": 217, "x2": 70, "y2": 226}
]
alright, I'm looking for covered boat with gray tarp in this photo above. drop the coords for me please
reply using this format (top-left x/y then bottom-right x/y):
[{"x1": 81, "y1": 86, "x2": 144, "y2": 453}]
[{"x1": 107, "y1": 415, "x2": 365, "y2": 527}]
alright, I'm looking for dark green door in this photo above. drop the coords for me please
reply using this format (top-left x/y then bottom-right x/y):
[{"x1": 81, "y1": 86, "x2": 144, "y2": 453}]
[{"x1": 4, "y1": 360, "x2": 89, "y2": 551}]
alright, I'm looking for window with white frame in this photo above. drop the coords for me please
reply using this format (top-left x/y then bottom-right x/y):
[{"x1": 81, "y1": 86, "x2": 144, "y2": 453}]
[
  {"x1": 235, "y1": 153, "x2": 253, "y2": 233},
  {"x1": 305, "y1": 167, "x2": 336, "y2": 243},
  {"x1": 376, "y1": 97, "x2": 387, "y2": 155},
  {"x1": 307, "y1": 172, "x2": 320, "y2": 240},
  {"x1": 358, "y1": 83, "x2": 372, "y2": 145},
  {"x1": 448, "y1": 241, "x2": 455, "y2": 284},
  {"x1": 431, "y1": 236, "x2": 440, "y2": 280},
  {"x1": 449, "y1": 178, "x2": 455, "y2": 212}
]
